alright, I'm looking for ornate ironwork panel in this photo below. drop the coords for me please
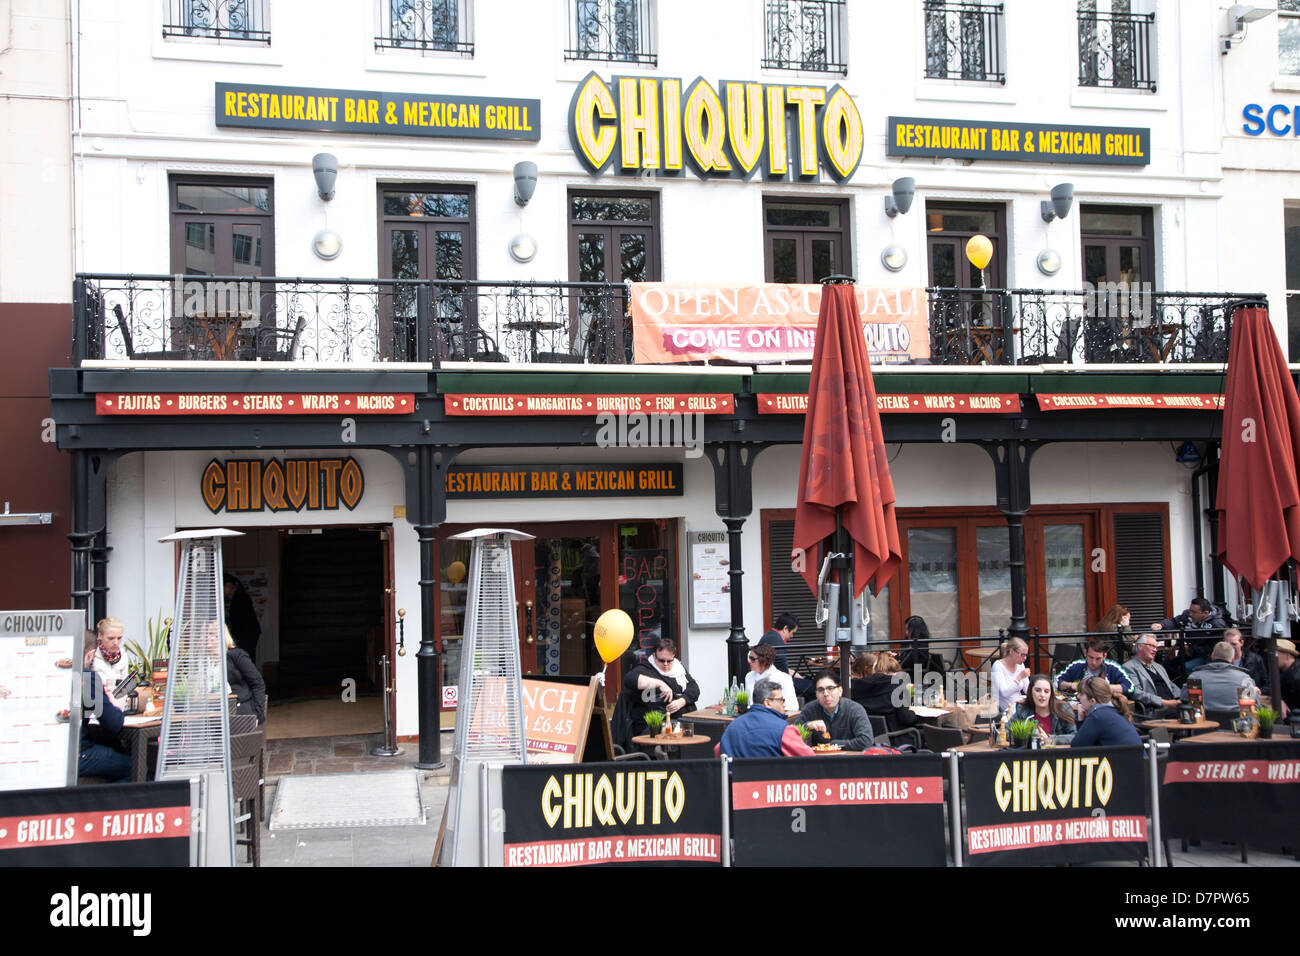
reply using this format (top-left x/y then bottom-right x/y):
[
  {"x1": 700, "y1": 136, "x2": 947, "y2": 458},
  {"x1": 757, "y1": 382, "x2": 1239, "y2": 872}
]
[
  {"x1": 375, "y1": 0, "x2": 474, "y2": 55},
  {"x1": 923, "y1": 1, "x2": 1004, "y2": 84},
  {"x1": 761, "y1": 0, "x2": 847, "y2": 75},
  {"x1": 162, "y1": 0, "x2": 270, "y2": 43}
]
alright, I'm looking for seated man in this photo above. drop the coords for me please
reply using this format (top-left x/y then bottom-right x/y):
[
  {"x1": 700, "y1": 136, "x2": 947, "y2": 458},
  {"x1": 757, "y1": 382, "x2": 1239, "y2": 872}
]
[
  {"x1": 79, "y1": 629, "x2": 130, "y2": 782},
  {"x1": 716, "y1": 679, "x2": 814, "y2": 758},
  {"x1": 1150, "y1": 597, "x2": 1226, "y2": 670},
  {"x1": 1057, "y1": 637, "x2": 1134, "y2": 697},
  {"x1": 1276, "y1": 639, "x2": 1298, "y2": 719},
  {"x1": 1122, "y1": 633, "x2": 1182, "y2": 716},
  {"x1": 798, "y1": 669, "x2": 873, "y2": 751},
  {"x1": 1179, "y1": 641, "x2": 1259, "y2": 711},
  {"x1": 90, "y1": 616, "x2": 129, "y2": 693},
  {"x1": 1220, "y1": 628, "x2": 1268, "y2": 693}
]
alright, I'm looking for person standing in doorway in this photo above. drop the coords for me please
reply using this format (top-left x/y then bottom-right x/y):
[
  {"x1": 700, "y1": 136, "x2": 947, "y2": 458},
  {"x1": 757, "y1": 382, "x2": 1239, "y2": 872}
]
[{"x1": 224, "y1": 573, "x2": 262, "y2": 659}]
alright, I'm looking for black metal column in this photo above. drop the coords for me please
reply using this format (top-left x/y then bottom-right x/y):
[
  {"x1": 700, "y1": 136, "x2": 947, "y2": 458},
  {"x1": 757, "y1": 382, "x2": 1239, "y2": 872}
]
[
  {"x1": 981, "y1": 439, "x2": 1041, "y2": 641},
  {"x1": 1204, "y1": 442, "x2": 1225, "y2": 607},
  {"x1": 88, "y1": 455, "x2": 112, "y2": 624},
  {"x1": 68, "y1": 451, "x2": 93, "y2": 630},
  {"x1": 706, "y1": 441, "x2": 770, "y2": 687},
  {"x1": 412, "y1": 444, "x2": 447, "y2": 769}
]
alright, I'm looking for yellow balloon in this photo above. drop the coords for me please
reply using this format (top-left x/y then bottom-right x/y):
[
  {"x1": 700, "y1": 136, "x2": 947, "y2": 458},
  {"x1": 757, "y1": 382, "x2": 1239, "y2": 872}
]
[
  {"x1": 965, "y1": 234, "x2": 993, "y2": 272},
  {"x1": 446, "y1": 560, "x2": 467, "y2": 584},
  {"x1": 593, "y1": 609, "x2": 634, "y2": 664}
]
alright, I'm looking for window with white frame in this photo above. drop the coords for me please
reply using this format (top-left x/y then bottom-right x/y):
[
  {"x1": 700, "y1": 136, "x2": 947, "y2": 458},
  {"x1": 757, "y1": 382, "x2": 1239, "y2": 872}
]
[
  {"x1": 761, "y1": 1, "x2": 847, "y2": 75},
  {"x1": 1281, "y1": 1, "x2": 1300, "y2": 75},
  {"x1": 564, "y1": 0, "x2": 656, "y2": 66},
  {"x1": 374, "y1": 0, "x2": 474, "y2": 56},
  {"x1": 162, "y1": 0, "x2": 270, "y2": 43}
]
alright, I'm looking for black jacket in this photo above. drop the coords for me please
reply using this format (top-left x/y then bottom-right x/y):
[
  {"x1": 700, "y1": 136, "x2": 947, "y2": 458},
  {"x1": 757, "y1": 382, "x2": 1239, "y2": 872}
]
[
  {"x1": 622, "y1": 661, "x2": 699, "y2": 739},
  {"x1": 851, "y1": 674, "x2": 917, "y2": 733},
  {"x1": 227, "y1": 647, "x2": 267, "y2": 723},
  {"x1": 1279, "y1": 660, "x2": 1300, "y2": 711},
  {"x1": 79, "y1": 670, "x2": 125, "y2": 750},
  {"x1": 225, "y1": 586, "x2": 262, "y2": 655}
]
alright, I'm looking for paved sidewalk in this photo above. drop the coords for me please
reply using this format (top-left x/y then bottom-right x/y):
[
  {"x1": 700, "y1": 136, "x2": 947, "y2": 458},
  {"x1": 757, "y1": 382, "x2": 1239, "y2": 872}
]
[{"x1": 241, "y1": 732, "x2": 1300, "y2": 868}]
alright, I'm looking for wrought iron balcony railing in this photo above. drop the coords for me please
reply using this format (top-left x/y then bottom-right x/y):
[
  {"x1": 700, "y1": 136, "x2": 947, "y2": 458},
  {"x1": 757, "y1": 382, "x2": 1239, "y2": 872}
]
[
  {"x1": 1078, "y1": 10, "x2": 1156, "y2": 91},
  {"x1": 375, "y1": 0, "x2": 474, "y2": 56},
  {"x1": 926, "y1": 288, "x2": 1257, "y2": 367},
  {"x1": 162, "y1": 0, "x2": 271, "y2": 43},
  {"x1": 923, "y1": 0, "x2": 1005, "y2": 84},
  {"x1": 73, "y1": 276, "x2": 1260, "y2": 369},
  {"x1": 761, "y1": 0, "x2": 848, "y2": 75},
  {"x1": 564, "y1": 0, "x2": 656, "y2": 66},
  {"x1": 74, "y1": 275, "x2": 630, "y2": 367}
]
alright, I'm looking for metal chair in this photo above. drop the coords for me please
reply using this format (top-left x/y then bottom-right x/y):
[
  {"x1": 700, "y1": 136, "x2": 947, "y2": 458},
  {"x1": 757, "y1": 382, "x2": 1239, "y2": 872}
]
[
  {"x1": 258, "y1": 314, "x2": 307, "y2": 360},
  {"x1": 1204, "y1": 708, "x2": 1241, "y2": 731},
  {"x1": 113, "y1": 304, "x2": 188, "y2": 360},
  {"x1": 868, "y1": 714, "x2": 922, "y2": 750},
  {"x1": 449, "y1": 327, "x2": 506, "y2": 362},
  {"x1": 920, "y1": 724, "x2": 966, "y2": 753},
  {"x1": 230, "y1": 721, "x2": 265, "y2": 866},
  {"x1": 535, "y1": 351, "x2": 583, "y2": 363}
]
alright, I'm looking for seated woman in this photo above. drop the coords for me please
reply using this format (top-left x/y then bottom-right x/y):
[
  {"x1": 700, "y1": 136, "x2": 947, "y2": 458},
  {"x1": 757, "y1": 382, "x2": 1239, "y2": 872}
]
[
  {"x1": 1012, "y1": 673, "x2": 1076, "y2": 744},
  {"x1": 1071, "y1": 676, "x2": 1141, "y2": 747},
  {"x1": 990, "y1": 637, "x2": 1030, "y2": 712},
  {"x1": 850, "y1": 651, "x2": 918, "y2": 733},
  {"x1": 744, "y1": 642, "x2": 799, "y2": 715},
  {"x1": 623, "y1": 637, "x2": 700, "y2": 739},
  {"x1": 1093, "y1": 603, "x2": 1133, "y2": 657}
]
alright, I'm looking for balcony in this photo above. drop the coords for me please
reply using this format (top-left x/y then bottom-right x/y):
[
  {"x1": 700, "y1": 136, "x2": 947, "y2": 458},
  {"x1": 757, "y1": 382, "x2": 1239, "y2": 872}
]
[
  {"x1": 162, "y1": 0, "x2": 271, "y2": 43},
  {"x1": 75, "y1": 275, "x2": 1257, "y2": 369},
  {"x1": 374, "y1": 0, "x2": 474, "y2": 56},
  {"x1": 564, "y1": 0, "x2": 656, "y2": 66},
  {"x1": 1077, "y1": 9, "x2": 1156, "y2": 91},
  {"x1": 761, "y1": 0, "x2": 848, "y2": 75},
  {"x1": 923, "y1": 0, "x2": 1005, "y2": 84}
]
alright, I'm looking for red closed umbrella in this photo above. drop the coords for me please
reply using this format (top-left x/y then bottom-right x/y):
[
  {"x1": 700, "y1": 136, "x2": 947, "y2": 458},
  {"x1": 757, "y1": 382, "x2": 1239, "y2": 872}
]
[
  {"x1": 793, "y1": 280, "x2": 902, "y2": 671},
  {"x1": 1214, "y1": 306, "x2": 1300, "y2": 591}
]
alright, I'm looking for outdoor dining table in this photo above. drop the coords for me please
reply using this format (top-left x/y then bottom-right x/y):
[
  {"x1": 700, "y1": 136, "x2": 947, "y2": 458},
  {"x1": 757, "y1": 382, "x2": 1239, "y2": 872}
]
[
  {"x1": 631, "y1": 734, "x2": 713, "y2": 759},
  {"x1": 1178, "y1": 729, "x2": 1297, "y2": 744},
  {"x1": 120, "y1": 714, "x2": 163, "y2": 783},
  {"x1": 909, "y1": 705, "x2": 955, "y2": 720},
  {"x1": 1140, "y1": 717, "x2": 1222, "y2": 739}
]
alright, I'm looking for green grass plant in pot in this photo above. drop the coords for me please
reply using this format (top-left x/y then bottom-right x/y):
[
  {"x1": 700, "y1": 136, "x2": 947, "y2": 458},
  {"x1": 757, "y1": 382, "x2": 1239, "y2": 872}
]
[
  {"x1": 734, "y1": 690, "x2": 749, "y2": 714},
  {"x1": 643, "y1": 710, "x2": 665, "y2": 736},
  {"x1": 1257, "y1": 706, "x2": 1278, "y2": 739},
  {"x1": 795, "y1": 723, "x2": 813, "y2": 744},
  {"x1": 1008, "y1": 718, "x2": 1038, "y2": 748}
]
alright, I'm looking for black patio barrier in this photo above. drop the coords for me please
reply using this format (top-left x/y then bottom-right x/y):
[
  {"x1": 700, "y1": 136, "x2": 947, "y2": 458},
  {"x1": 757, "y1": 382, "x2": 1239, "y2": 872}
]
[{"x1": 1159, "y1": 740, "x2": 1300, "y2": 850}]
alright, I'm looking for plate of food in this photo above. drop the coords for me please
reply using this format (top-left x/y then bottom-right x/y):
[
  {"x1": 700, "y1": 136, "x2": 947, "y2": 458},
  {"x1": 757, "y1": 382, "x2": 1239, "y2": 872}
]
[
  {"x1": 54, "y1": 658, "x2": 74, "y2": 669},
  {"x1": 813, "y1": 743, "x2": 841, "y2": 753}
]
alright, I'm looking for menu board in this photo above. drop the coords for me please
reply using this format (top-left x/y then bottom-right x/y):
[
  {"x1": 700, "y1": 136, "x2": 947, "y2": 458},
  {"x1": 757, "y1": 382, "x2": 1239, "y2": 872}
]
[
  {"x1": 688, "y1": 532, "x2": 731, "y2": 628},
  {"x1": 521, "y1": 676, "x2": 599, "y2": 764},
  {"x1": 0, "y1": 610, "x2": 85, "y2": 791}
]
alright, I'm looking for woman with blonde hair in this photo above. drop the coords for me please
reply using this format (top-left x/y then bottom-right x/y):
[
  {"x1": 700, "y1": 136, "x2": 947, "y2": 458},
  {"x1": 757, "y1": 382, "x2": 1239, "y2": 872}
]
[
  {"x1": 1071, "y1": 676, "x2": 1140, "y2": 747},
  {"x1": 991, "y1": 636, "x2": 1030, "y2": 710}
]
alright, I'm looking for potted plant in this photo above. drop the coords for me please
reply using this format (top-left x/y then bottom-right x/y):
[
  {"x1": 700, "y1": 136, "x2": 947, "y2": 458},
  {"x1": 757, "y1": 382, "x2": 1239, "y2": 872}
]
[
  {"x1": 1008, "y1": 718, "x2": 1038, "y2": 749},
  {"x1": 734, "y1": 690, "x2": 749, "y2": 715},
  {"x1": 794, "y1": 723, "x2": 813, "y2": 745},
  {"x1": 643, "y1": 710, "x2": 665, "y2": 737},
  {"x1": 1257, "y1": 706, "x2": 1278, "y2": 739},
  {"x1": 126, "y1": 612, "x2": 171, "y2": 706}
]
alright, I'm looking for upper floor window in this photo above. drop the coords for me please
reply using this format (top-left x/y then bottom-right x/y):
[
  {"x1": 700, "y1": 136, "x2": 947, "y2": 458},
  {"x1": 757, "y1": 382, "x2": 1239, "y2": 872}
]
[
  {"x1": 565, "y1": 0, "x2": 656, "y2": 66},
  {"x1": 761, "y1": 1, "x2": 847, "y2": 75},
  {"x1": 375, "y1": 0, "x2": 474, "y2": 57},
  {"x1": 1281, "y1": 1, "x2": 1300, "y2": 75},
  {"x1": 162, "y1": 0, "x2": 270, "y2": 44},
  {"x1": 1077, "y1": 0, "x2": 1156, "y2": 91},
  {"x1": 923, "y1": 1, "x2": 1005, "y2": 84}
]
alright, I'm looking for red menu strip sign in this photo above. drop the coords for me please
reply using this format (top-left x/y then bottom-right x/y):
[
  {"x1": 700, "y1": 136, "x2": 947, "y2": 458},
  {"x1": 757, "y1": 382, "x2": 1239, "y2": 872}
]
[
  {"x1": 96, "y1": 393, "x2": 414, "y2": 415},
  {"x1": 0, "y1": 807, "x2": 191, "y2": 850},
  {"x1": 446, "y1": 393, "x2": 735, "y2": 415},
  {"x1": 1037, "y1": 394, "x2": 1224, "y2": 410},
  {"x1": 731, "y1": 776, "x2": 944, "y2": 810},
  {"x1": 757, "y1": 393, "x2": 1022, "y2": 414}
]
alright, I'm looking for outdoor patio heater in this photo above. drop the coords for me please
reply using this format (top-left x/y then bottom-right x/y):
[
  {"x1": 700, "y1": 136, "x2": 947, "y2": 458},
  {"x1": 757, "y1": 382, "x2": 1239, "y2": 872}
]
[
  {"x1": 437, "y1": 528, "x2": 531, "y2": 867},
  {"x1": 155, "y1": 528, "x2": 243, "y2": 867}
]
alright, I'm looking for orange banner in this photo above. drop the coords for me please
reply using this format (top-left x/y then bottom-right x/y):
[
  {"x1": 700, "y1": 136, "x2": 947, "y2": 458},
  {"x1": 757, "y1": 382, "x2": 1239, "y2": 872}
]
[{"x1": 630, "y1": 283, "x2": 929, "y2": 364}]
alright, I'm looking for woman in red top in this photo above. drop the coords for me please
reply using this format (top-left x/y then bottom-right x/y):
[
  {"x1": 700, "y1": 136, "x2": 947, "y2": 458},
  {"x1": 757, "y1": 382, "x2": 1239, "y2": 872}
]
[{"x1": 1013, "y1": 673, "x2": 1076, "y2": 743}]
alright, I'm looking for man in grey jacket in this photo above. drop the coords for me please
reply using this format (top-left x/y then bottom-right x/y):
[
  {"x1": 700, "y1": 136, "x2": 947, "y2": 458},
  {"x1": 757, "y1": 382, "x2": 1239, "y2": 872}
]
[
  {"x1": 1123, "y1": 633, "x2": 1181, "y2": 716},
  {"x1": 1179, "y1": 641, "x2": 1259, "y2": 712}
]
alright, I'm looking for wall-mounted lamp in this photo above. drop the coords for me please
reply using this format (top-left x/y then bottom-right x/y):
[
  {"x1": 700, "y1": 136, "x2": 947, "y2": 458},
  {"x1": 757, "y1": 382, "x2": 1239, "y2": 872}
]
[
  {"x1": 513, "y1": 161, "x2": 537, "y2": 206},
  {"x1": 883, "y1": 176, "x2": 915, "y2": 218},
  {"x1": 509, "y1": 233, "x2": 537, "y2": 263},
  {"x1": 312, "y1": 229, "x2": 342, "y2": 260},
  {"x1": 881, "y1": 244, "x2": 907, "y2": 272},
  {"x1": 1036, "y1": 248, "x2": 1062, "y2": 276},
  {"x1": 1222, "y1": 4, "x2": 1274, "y2": 54},
  {"x1": 1040, "y1": 183, "x2": 1074, "y2": 223},
  {"x1": 312, "y1": 153, "x2": 338, "y2": 201}
]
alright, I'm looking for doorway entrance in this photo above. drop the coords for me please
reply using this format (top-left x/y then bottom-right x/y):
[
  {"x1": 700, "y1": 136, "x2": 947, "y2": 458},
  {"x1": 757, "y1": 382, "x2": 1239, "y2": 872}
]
[{"x1": 435, "y1": 519, "x2": 679, "y2": 726}]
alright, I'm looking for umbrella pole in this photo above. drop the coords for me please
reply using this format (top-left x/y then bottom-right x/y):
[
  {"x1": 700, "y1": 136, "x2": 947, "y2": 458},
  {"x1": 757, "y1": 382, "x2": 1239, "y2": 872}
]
[{"x1": 834, "y1": 512, "x2": 853, "y2": 692}]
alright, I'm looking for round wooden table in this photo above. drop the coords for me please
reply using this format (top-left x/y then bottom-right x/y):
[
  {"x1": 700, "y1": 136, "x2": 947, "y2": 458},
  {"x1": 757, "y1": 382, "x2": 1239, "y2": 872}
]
[
  {"x1": 1140, "y1": 717, "x2": 1222, "y2": 739},
  {"x1": 631, "y1": 734, "x2": 713, "y2": 758}
]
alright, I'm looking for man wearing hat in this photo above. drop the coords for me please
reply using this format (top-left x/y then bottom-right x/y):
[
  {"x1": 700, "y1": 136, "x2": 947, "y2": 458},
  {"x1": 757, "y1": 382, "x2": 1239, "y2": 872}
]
[{"x1": 1277, "y1": 639, "x2": 1298, "y2": 719}]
